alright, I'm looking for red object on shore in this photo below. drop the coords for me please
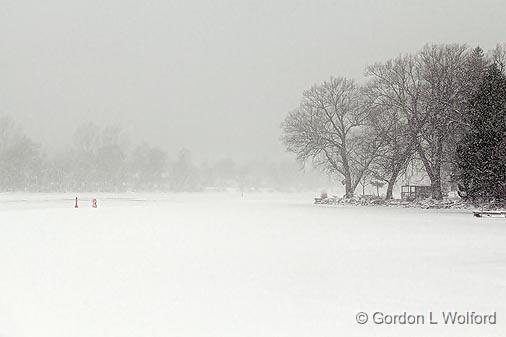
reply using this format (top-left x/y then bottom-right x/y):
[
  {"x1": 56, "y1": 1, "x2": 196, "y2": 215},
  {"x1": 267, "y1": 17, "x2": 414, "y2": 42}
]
[
  {"x1": 75, "y1": 197, "x2": 79, "y2": 208},
  {"x1": 92, "y1": 198, "x2": 97, "y2": 208}
]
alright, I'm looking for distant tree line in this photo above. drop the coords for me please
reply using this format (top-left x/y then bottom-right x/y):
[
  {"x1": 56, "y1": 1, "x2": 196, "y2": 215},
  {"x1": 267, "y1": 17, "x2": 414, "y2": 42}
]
[
  {"x1": 282, "y1": 43, "x2": 506, "y2": 201},
  {"x1": 0, "y1": 119, "x2": 328, "y2": 193}
]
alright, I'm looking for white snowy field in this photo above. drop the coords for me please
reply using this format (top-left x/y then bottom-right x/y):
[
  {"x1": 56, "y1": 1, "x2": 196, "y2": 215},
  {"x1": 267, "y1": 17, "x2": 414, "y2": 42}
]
[{"x1": 0, "y1": 192, "x2": 505, "y2": 337}]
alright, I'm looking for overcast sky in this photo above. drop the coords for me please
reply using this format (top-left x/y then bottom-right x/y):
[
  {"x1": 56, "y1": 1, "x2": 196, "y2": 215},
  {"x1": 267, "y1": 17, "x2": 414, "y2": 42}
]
[{"x1": 2, "y1": 0, "x2": 505, "y2": 162}]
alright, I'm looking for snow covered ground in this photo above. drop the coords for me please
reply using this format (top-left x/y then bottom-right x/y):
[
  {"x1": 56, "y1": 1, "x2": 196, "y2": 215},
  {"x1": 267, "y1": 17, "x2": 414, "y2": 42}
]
[{"x1": 0, "y1": 192, "x2": 505, "y2": 337}]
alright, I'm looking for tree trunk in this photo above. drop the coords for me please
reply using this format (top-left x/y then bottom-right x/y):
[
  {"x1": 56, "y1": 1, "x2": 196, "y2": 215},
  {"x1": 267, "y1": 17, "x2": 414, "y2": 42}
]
[
  {"x1": 429, "y1": 147, "x2": 443, "y2": 200},
  {"x1": 416, "y1": 147, "x2": 443, "y2": 200},
  {"x1": 385, "y1": 168, "x2": 402, "y2": 200},
  {"x1": 431, "y1": 141, "x2": 444, "y2": 200},
  {"x1": 431, "y1": 176, "x2": 443, "y2": 200},
  {"x1": 341, "y1": 148, "x2": 354, "y2": 198},
  {"x1": 344, "y1": 173, "x2": 353, "y2": 198},
  {"x1": 386, "y1": 181, "x2": 394, "y2": 200}
]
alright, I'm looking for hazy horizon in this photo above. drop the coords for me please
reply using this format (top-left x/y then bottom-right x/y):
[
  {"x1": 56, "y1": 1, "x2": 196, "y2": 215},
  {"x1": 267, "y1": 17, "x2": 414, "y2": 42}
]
[{"x1": 3, "y1": 0, "x2": 506, "y2": 162}]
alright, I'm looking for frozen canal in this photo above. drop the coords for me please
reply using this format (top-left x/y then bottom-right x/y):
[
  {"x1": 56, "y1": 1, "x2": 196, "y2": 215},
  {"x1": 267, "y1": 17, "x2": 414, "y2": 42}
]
[{"x1": 0, "y1": 193, "x2": 505, "y2": 337}]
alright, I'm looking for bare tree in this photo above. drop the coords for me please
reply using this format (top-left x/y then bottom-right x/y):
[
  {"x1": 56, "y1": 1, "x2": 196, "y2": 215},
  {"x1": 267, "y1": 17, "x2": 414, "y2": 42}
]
[
  {"x1": 365, "y1": 56, "x2": 421, "y2": 199},
  {"x1": 365, "y1": 45, "x2": 470, "y2": 200},
  {"x1": 370, "y1": 179, "x2": 385, "y2": 197},
  {"x1": 130, "y1": 143, "x2": 168, "y2": 190},
  {"x1": 282, "y1": 77, "x2": 379, "y2": 197},
  {"x1": 0, "y1": 116, "x2": 22, "y2": 152},
  {"x1": 0, "y1": 116, "x2": 42, "y2": 191},
  {"x1": 416, "y1": 44, "x2": 469, "y2": 199},
  {"x1": 368, "y1": 108, "x2": 414, "y2": 199},
  {"x1": 69, "y1": 123, "x2": 128, "y2": 191},
  {"x1": 170, "y1": 148, "x2": 201, "y2": 192},
  {"x1": 357, "y1": 168, "x2": 372, "y2": 196},
  {"x1": 489, "y1": 43, "x2": 506, "y2": 72},
  {"x1": 73, "y1": 123, "x2": 101, "y2": 155}
]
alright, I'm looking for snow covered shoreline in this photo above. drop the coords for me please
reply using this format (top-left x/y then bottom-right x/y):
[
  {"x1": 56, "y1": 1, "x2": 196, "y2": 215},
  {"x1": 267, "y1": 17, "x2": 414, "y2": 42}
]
[
  {"x1": 314, "y1": 194, "x2": 506, "y2": 212},
  {"x1": 1, "y1": 191, "x2": 503, "y2": 214}
]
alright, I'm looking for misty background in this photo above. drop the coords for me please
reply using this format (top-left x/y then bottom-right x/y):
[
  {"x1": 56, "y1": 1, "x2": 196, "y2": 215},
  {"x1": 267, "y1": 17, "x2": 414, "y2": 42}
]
[{"x1": 2, "y1": 0, "x2": 506, "y2": 193}]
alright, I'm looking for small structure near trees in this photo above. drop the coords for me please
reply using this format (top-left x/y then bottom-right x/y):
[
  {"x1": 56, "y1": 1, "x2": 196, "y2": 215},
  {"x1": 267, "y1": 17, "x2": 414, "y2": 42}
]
[{"x1": 401, "y1": 185, "x2": 432, "y2": 201}]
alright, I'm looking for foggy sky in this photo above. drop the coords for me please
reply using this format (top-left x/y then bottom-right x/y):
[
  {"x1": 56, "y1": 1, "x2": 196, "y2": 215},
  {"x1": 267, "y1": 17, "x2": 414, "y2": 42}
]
[{"x1": 2, "y1": 0, "x2": 506, "y2": 162}]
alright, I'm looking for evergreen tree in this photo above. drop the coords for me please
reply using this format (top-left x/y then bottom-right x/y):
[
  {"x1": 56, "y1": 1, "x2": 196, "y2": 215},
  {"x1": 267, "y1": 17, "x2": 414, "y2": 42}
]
[{"x1": 455, "y1": 63, "x2": 506, "y2": 200}]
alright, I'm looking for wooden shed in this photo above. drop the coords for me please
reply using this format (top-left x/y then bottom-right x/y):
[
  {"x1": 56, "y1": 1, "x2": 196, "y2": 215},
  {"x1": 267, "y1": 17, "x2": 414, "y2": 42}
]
[{"x1": 401, "y1": 185, "x2": 432, "y2": 201}]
